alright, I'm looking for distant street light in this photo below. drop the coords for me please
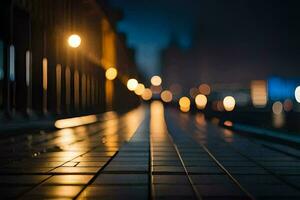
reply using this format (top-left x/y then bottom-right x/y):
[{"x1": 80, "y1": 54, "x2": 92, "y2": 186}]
[
  {"x1": 68, "y1": 34, "x2": 81, "y2": 48},
  {"x1": 223, "y1": 96, "x2": 236, "y2": 111},
  {"x1": 127, "y1": 79, "x2": 138, "y2": 91},
  {"x1": 195, "y1": 94, "x2": 207, "y2": 109},
  {"x1": 151, "y1": 75, "x2": 162, "y2": 86},
  {"x1": 105, "y1": 67, "x2": 118, "y2": 80},
  {"x1": 134, "y1": 83, "x2": 145, "y2": 95}
]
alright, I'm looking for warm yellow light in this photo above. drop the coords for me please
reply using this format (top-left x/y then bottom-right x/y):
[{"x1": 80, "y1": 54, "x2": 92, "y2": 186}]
[
  {"x1": 68, "y1": 34, "x2": 81, "y2": 48},
  {"x1": 179, "y1": 96, "x2": 190, "y2": 108},
  {"x1": 195, "y1": 94, "x2": 207, "y2": 109},
  {"x1": 151, "y1": 75, "x2": 162, "y2": 86},
  {"x1": 127, "y1": 79, "x2": 138, "y2": 91},
  {"x1": 223, "y1": 96, "x2": 235, "y2": 111},
  {"x1": 161, "y1": 90, "x2": 173, "y2": 103},
  {"x1": 135, "y1": 83, "x2": 145, "y2": 95},
  {"x1": 142, "y1": 88, "x2": 152, "y2": 100},
  {"x1": 180, "y1": 106, "x2": 190, "y2": 112},
  {"x1": 251, "y1": 80, "x2": 267, "y2": 107},
  {"x1": 272, "y1": 101, "x2": 283, "y2": 115},
  {"x1": 55, "y1": 115, "x2": 97, "y2": 129},
  {"x1": 105, "y1": 67, "x2": 117, "y2": 80},
  {"x1": 295, "y1": 86, "x2": 300, "y2": 103},
  {"x1": 199, "y1": 84, "x2": 211, "y2": 95}
]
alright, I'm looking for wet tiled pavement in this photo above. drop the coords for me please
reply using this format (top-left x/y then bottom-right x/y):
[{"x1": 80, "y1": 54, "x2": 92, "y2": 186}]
[{"x1": 0, "y1": 101, "x2": 300, "y2": 199}]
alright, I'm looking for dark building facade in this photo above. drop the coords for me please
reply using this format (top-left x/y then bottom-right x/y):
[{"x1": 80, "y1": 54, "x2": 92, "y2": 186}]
[{"x1": 0, "y1": 0, "x2": 139, "y2": 119}]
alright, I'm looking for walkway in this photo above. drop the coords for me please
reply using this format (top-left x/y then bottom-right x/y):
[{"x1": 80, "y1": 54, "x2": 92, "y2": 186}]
[{"x1": 0, "y1": 101, "x2": 299, "y2": 199}]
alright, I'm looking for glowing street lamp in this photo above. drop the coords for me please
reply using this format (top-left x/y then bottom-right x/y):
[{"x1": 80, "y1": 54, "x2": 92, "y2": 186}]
[
  {"x1": 151, "y1": 75, "x2": 162, "y2": 86},
  {"x1": 135, "y1": 83, "x2": 145, "y2": 95},
  {"x1": 127, "y1": 79, "x2": 138, "y2": 91},
  {"x1": 68, "y1": 34, "x2": 81, "y2": 48},
  {"x1": 223, "y1": 96, "x2": 236, "y2": 111},
  {"x1": 195, "y1": 94, "x2": 207, "y2": 109},
  {"x1": 161, "y1": 90, "x2": 173, "y2": 103},
  {"x1": 105, "y1": 67, "x2": 118, "y2": 80},
  {"x1": 141, "y1": 88, "x2": 152, "y2": 100}
]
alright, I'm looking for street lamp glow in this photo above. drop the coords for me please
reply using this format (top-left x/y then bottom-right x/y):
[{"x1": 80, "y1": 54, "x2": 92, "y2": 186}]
[
  {"x1": 272, "y1": 101, "x2": 283, "y2": 115},
  {"x1": 161, "y1": 90, "x2": 173, "y2": 103},
  {"x1": 195, "y1": 94, "x2": 207, "y2": 109},
  {"x1": 127, "y1": 79, "x2": 138, "y2": 91},
  {"x1": 142, "y1": 88, "x2": 152, "y2": 100},
  {"x1": 295, "y1": 86, "x2": 300, "y2": 103},
  {"x1": 179, "y1": 96, "x2": 190, "y2": 112},
  {"x1": 105, "y1": 67, "x2": 118, "y2": 80},
  {"x1": 135, "y1": 83, "x2": 145, "y2": 95},
  {"x1": 223, "y1": 96, "x2": 236, "y2": 111},
  {"x1": 151, "y1": 75, "x2": 162, "y2": 86},
  {"x1": 68, "y1": 34, "x2": 81, "y2": 48}
]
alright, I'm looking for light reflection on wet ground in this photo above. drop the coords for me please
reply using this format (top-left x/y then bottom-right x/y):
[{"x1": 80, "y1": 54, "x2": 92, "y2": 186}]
[{"x1": 0, "y1": 103, "x2": 299, "y2": 199}]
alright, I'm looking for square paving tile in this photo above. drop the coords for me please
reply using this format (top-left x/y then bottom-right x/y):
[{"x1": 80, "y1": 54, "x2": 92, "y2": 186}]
[
  {"x1": 153, "y1": 185, "x2": 195, "y2": 197},
  {"x1": 153, "y1": 166, "x2": 185, "y2": 173},
  {"x1": 0, "y1": 186, "x2": 31, "y2": 198},
  {"x1": 153, "y1": 175, "x2": 190, "y2": 184},
  {"x1": 94, "y1": 174, "x2": 148, "y2": 185},
  {"x1": 50, "y1": 166, "x2": 100, "y2": 174},
  {"x1": 104, "y1": 165, "x2": 148, "y2": 172},
  {"x1": 44, "y1": 175, "x2": 93, "y2": 185},
  {"x1": 0, "y1": 175, "x2": 50, "y2": 185},
  {"x1": 196, "y1": 184, "x2": 245, "y2": 197},
  {"x1": 191, "y1": 175, "x2": 232, "y2": 185},
  {"x1": 79, "y1": 185, "x2": 148, "y2": 198},
  {"x1": 24, "y1": 185, "x2": 83, "y2": 198}
]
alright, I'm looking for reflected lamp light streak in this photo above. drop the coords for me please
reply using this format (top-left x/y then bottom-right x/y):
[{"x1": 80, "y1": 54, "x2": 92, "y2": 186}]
[{"x1": 55, "y1": 115, "x2": 98, "y2": 129}]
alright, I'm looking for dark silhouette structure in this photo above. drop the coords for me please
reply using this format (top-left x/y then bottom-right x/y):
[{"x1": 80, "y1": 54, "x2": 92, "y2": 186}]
[{"x1": 0, "y1": 0, "x2": 140, "y2": 119}]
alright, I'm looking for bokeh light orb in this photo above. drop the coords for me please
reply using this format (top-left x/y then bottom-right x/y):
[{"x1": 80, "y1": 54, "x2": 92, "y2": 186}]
[
  {"x1": 151, "y1": 75, "x2": 162, "y2": 86},
  {"x1": 179, "y1": 96, "x2": 190, "y2": 108},
  {"x1": 195, "y1": 94, "x2": 207, "y2": 109},
  {"x1": 295, "y1": 86, "x2": 300, "y2": 103},
  {"x1": 223, "y1": 96, "x2": 236, "y2": 111},
  {"x1": 134, "y1": 83, "x2": 145, "y2": 95},
  {"x1": 161, "y1": 90, "x2": 173, "y2": 103},
  {"x1": 283, "y1": 99, "x2": 293, "y2": 112},
  {"x1": 180, "y1": 106, "x2": 190, "y2": 112},
  {"x1": 68, "y1": 34, "x2": 81, "y2": 48},
  {"x1": 272, "y1": 101, "x2": 283, "y2": 115},
  {"x1": 141, "y1": 88, "x2": 152, "y2": 100},
  {"x1": 127, "y1": 79, "x2": 138, "y2": 91},
  {"x1": 105, "y1": 67, "x2": 117, "y2": 80},
  {"x1": 198, "y1": 83, "x2": 211, "y2": 95}
]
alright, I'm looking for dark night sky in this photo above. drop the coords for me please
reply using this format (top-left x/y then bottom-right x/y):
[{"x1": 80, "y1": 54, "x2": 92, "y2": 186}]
[{"x1": 110, "y1": 0, "x2": 300, "y2": 79}]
